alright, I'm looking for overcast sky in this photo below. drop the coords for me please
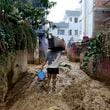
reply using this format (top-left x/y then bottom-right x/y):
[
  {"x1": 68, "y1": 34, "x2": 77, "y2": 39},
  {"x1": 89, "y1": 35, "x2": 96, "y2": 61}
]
[{"x1": 48, "y1": 0, "x2": 81, "y2": 22}]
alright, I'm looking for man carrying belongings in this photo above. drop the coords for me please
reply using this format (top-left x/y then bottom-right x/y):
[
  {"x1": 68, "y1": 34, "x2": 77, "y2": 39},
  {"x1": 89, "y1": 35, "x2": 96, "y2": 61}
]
[{"x1": 41, "y1": 36, "x2": 65, "y2": 92}]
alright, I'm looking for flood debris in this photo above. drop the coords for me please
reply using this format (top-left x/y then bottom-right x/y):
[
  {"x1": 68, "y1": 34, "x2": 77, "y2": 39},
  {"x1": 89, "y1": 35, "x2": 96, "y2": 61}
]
[{"x1": 1, "y1": 56, "x2": 110, "y2": 110}]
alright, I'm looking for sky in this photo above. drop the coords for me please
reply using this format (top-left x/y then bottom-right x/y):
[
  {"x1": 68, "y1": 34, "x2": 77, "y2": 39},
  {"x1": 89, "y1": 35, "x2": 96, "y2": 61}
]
[{"x1": 48, "y1": 0, "x2": 81, "y2": 22}]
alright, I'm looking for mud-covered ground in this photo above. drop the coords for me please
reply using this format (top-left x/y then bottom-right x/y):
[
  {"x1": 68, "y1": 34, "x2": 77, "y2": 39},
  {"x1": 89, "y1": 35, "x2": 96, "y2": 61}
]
[{"x1": 2, "y1": 56, "x2": 110, "y2": 110}]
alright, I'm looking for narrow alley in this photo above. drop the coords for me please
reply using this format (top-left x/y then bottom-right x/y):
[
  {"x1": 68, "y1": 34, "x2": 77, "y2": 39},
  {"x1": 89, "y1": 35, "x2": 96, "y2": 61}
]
[
  {"x1": 3, "y1": 56, "x2": 110, "y2": 110},
  {"x1": 0, "y1": 0, "x2": 110, "y2": 110}
]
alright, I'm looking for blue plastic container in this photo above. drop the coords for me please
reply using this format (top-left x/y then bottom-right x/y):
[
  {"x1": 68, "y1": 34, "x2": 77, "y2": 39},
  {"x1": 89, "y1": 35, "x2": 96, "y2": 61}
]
[{"x1": 36, "y1": 70, "x2": 46, "y2": 80}]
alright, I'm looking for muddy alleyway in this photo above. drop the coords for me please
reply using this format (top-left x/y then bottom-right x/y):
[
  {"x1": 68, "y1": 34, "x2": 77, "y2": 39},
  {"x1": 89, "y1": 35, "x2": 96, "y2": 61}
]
[{"x1": 3, "y1": 56, "x2": 110, "y2": 110}]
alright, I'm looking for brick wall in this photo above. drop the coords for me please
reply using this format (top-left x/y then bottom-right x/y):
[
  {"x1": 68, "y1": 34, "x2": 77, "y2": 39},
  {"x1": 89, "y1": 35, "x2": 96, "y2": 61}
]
[
  {"x1": 95, "y1": 0, "x2": 109, "y2": 7},
  {"x1": 87, "y1": 56, "x2": 110, "y2": 81},
  {"x1": 96, "y1": 57, "x2": 110, "y2": 81},
  {"x1": 95, "y1": 0, "x2": 104, "y2": 7}
]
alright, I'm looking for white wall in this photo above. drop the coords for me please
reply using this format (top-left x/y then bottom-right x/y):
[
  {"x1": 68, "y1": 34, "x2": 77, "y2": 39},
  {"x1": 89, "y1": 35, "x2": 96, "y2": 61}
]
[
  {"x1": 81, "y1": 0, "x2": 94, "y2": 37},
  {"x1": 66, "y1": 16, "x2": 81, "y2": 43},
  {"x1": 79, "y1": 15, "x2": 83, "y2": 40},
  {"x1": 50, "y1": 16, "x2": 81, "y2": 44},
  {"x1": 49, "y1": 28, "x2": 69, "y2": 45}
]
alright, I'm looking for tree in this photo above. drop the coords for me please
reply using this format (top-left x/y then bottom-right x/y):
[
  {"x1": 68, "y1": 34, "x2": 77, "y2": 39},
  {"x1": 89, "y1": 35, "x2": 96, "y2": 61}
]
[{"x1": 0, "y1": 0, "x2": 56, "y2": 53}]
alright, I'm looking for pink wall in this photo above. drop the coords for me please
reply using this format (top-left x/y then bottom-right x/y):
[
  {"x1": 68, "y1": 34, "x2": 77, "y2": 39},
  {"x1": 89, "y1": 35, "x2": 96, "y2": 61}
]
[
  {"x1": 80, "y1": 52, "x2": 110, "y2": 81},
  {"x1": 96, "y1": 57, "x2": 110, "y2": 80}
]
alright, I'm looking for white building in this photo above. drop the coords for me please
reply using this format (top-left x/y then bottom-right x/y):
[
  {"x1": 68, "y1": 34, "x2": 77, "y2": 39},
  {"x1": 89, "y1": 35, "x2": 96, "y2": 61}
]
[
  {"x1": 49, "y1": 10, "x2": 81, "y2": 45},
  {"x1": 79, "y1": 0, "x2": 94, "y2": 38},
  {"x1": 79, "y1": 0, "x2": 110, "y2": 38}
]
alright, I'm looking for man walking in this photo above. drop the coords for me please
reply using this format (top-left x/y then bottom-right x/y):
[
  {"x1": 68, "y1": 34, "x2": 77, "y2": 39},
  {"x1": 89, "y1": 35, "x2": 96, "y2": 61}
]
[{"x1": 41, "y1": 50, "x2": 61, "y2": 91}]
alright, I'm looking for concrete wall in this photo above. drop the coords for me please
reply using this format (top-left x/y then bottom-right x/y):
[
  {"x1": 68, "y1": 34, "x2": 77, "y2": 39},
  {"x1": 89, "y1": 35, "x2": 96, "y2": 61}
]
[
  {"x1": 28, "y1": 50, "x2": 34, "y2": 64},
  {"x1": 0, "y1": 50, "x2": 27, "y2": 103},
  {"x1": 81, "y1": 0, "x2": 94, "y2": 37},
  {"x1": 12, "y1": 50, "x2": 27, "y2": 83}
]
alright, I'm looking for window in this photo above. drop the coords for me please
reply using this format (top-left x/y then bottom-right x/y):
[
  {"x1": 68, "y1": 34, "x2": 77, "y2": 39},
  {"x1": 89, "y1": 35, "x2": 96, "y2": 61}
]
[
  {"x1": 69, "y1": 17, "x2": 72, "y2": 22},
  {"x1": 75, "y1": 30, "x2": 78, "y2": 35},
  {"x1": 68, "y1": 30, "x2": 72, "y2": 35},
  {"x1": 74, "y1": 17, "x2": 78, "y2": 23},
  {"x1": 58, "y1": 29, "x2": 65, "y2": 35}
]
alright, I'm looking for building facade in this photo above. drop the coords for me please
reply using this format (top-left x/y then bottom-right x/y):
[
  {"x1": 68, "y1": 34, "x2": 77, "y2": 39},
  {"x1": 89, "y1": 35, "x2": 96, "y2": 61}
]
[
  {"x1": 79, "y1": 0, "x2": 110, "y2": 38},
  {"x1": 79, "y1": 0, "x2": 94, "y2": 38},
  {"x1": 49, "y1": 10, "x2": 81, "y2": 45}
]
